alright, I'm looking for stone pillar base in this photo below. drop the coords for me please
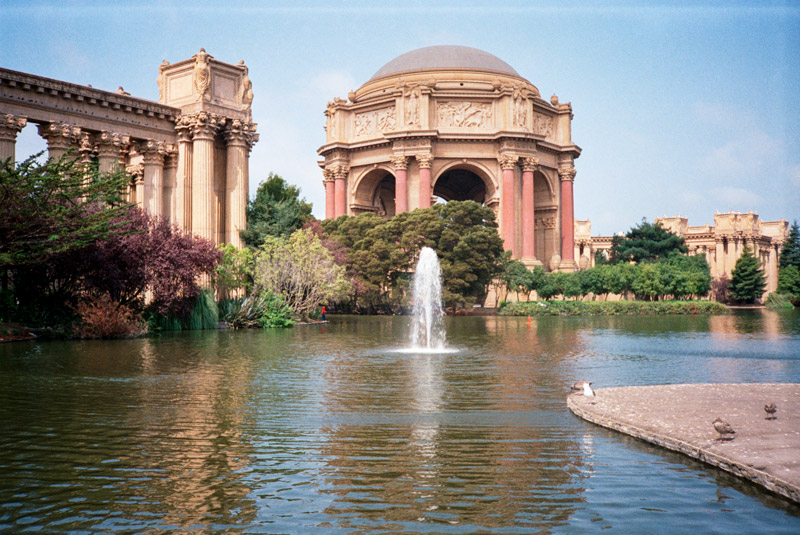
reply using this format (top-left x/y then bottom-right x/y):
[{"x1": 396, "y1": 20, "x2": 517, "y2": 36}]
[
  {"x1": 558, "y1": 260, "x2": 577, "y2": 273},
  {"x1": 522, "y1": 257, "x2": 543, "y2": 270}
]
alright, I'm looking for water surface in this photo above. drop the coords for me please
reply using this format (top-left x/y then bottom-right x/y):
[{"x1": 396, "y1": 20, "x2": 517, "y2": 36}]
[{"x1": 1, "y1": 310, "x2": 799, "y2": 533}]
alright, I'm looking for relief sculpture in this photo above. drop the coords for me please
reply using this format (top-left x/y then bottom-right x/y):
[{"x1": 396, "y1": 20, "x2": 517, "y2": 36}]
[
  {"x1": 532, "y1": 112, "x2": 554, "y2": 138},
  {"x1": 437, "y1": 101, "x2": 492, "y2": 128},
  {"x1": 355, "y1": 106, "x2": 396, "y2": 137}
]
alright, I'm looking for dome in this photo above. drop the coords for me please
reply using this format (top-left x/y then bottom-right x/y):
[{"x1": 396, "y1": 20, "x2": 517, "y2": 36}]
[{"x1": 369, "y1": 45, "x2": 520, "y2": 81}]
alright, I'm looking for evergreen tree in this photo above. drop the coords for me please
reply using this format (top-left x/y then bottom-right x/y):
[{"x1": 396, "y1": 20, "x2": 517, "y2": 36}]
[
  {"x1": 729, "y1": 246, "x2": 766, "y2": 303},
  {"x1": 240, "y1": 173, "x2": 313, "y2": 248},
  {"x1": 779, "y1": 221, "x2": 800, "y2": 269},
  {"x1": 609, "y1": 218, "x2": 687, "y2": 264}
]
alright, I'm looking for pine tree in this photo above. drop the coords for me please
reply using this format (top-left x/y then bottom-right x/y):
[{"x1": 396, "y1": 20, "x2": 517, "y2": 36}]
[
  {"x1": 729, "y1": 246, "x2": 766, "y2": 303},
  {"x1": 779, "y1": 221, "x2": 800, "y2": 269}
]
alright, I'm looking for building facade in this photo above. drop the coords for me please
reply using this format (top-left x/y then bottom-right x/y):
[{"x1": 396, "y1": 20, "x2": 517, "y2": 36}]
[
  {"x1": 0, "y1": 49, "x2": 258, "y2": 247},
  {"x1": 576, "y1": 212, "x2": 789, "y2": 296},
  {"x1": 318, "y1": 46, "x2": 581, "y2": 271}
]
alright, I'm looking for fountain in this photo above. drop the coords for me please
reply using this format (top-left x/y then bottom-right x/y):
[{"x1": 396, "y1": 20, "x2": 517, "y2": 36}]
[{"x1": 410, "y1": 247, "x2": 447, "y2": 351}]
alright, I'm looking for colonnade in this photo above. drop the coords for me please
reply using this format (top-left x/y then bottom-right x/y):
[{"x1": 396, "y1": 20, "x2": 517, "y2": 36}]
[
  {"x1": 1, "y1": 112, "x2": 256, "y2": 248},
  {"x1": 322, "y1": 149, "x2": 577, "y2": 269}
]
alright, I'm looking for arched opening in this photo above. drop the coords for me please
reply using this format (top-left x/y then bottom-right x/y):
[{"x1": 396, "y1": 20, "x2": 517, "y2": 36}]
[
  {"x1": 533, "y1": 170, "x2": 557, "y2": 267},
  {"x1": 433, "y1": 166, "x2": 487, "y2": 205},
  {"x1": 352, "y1": 167, "x2": 396, "y2": 217}
]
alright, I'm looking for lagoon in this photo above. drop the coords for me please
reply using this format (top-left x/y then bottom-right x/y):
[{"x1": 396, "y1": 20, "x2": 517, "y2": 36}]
[{"x1": 1, "y1": 311, "x2": 799, "y2": 533}]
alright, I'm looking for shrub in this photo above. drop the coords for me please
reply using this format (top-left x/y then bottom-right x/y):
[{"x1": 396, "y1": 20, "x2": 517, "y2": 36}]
[
  {"x1": 73, "y1": 293, "x2": 147, "y2": 338},
  {"x1": 499, "y1": 300, "x2": 727, "y2": 316},
  {"x1": 765, "y1": 292, "x2": 795, "y2": 310}
]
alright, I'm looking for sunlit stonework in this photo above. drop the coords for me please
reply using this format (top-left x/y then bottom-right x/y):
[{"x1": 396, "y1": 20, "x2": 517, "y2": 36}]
[
  {"x1": 0, "y1": 49, "x2": 258, "y2": 247},
  {"x1": 318, "y1": 46, "x2": 582, "y2": 271}
]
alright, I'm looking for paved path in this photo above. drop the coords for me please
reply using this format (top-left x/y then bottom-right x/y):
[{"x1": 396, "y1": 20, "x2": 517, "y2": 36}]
[{"x1": 567, "y1": 383, "x2": 800, "y2": 503}]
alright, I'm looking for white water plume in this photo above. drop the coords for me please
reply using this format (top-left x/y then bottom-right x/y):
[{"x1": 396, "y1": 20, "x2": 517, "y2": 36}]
[{"x1": 410, "y1": 247, "x2": 446, "y2": 351}]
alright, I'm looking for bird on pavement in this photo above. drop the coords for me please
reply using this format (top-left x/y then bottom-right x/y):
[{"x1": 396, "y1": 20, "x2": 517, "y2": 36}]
[
  {"x1": 571, "y1": 381, "x2": 589, "y2": 392},
  {"x1": 583, "y1": 382, "x2": 595, "y2": 398},
  {"x1": 764, "y1": 402, "x2": 777, "y2": 420},
  {"x1": 713, "y1": 418, "x2": 736, "y2": 442}
]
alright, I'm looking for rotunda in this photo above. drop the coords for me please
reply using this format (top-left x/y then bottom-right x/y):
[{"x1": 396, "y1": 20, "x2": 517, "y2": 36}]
[{"x1": 318, "y1": 45, "x2": 581, "y2": 270}]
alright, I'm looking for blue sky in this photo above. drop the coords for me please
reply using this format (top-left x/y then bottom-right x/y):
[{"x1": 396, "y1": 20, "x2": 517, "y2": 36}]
[{"x1": 2, "y1": 0, "x2": 798, "y2": 235}]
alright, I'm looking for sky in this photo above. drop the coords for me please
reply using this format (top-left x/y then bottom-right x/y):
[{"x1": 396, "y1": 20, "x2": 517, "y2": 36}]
[{"x1": 2, "y1": 0, "x2": 798, "y2": 235}]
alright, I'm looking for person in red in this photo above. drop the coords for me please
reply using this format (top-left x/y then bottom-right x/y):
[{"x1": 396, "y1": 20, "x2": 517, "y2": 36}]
[{"x1": 321, "y1": 306, "x2": 326, "y2": 322}]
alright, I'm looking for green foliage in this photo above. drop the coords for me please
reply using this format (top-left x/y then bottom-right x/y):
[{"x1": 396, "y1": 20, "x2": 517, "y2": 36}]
[
  {"x1": 215, "y1": 243, "x2": 254, "y2": 296},
  {"x1": 0, "y1": 152, "x2": 133, "y2": 266},
  {"x1": 779, "y1": 221, "x2": 800, "y2": 269},
  {"x1": 764, "y1": 292, "x2": 796, "y2": 310},
  {"x1": 500, "y1": 300, "x2": 727, "y2": 316},
  {"x1": 240, "y1": 173, "x2": 313, "y2": 247},
  {"x1": 148, "y1": 289, "x2": 219, "y2": 331},
  {"x1": 729, "y1": 246, "x2": 766, "y2": 303},
  {"x1": 253, "y1": 228, "x2": 350, "y2": 320},
  {"x1": 258, "y1": 291, "x2": 295, "y2": 328},
  {"x1": 322, "y1": 201, "x2": 504, "y2": 311},
  {"x1": 777, "y1": 265, "x2": 800, "y2": 298},
  {"x1": 609, "y1": 219, "x2": 687, "y2": 264}
]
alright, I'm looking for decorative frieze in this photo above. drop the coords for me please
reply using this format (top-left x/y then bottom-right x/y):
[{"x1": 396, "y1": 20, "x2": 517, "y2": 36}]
[
  {"x1": 354, "y1": 106, "x2": 396, "y2": 137},
  {"x1": 437, "y1": 101, "x2": 492, "y2": 128},
  {"x1": 532, "y1": 112, "x2": 554, "y2": 137}
]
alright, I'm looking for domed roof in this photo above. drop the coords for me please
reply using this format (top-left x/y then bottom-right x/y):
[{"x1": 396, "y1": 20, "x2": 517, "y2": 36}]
[{"x1": 369, "y1": 45, "x2": 520, "y2": 81}]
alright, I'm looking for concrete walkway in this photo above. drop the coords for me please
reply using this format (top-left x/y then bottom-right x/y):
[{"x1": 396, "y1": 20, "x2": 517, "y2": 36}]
[{"x1": 567, "y1": 383, "x2": 800, "y2": 503}]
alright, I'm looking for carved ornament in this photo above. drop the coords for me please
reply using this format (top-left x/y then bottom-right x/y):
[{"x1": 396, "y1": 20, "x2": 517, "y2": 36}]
[
  {"x1": 125, "y1": 163, "x2": 144, "y2": 181},
  {"x1": 405, "y1": 85, "x2": 421, "y2": 126},
  {"x1": 521, "y1": 156, "x2": 539, "y2": 172},
  {"x1": 238, "y1": 61, "x2": 253, "y2": 111},
  {"x1": 512, "y1": 86, "x2": 528, "y2": 128},
  {"x1": 0, "y1": 114, "x2": 27, "y2": 141},
  {"x1": 355, "y1": 107, "x2": 396, "y2": 137},
  {"x1": 415, "y1": 153, "x2": 433, "y2": 169},
  {"x1": 558, "y1": 167, "x2": 577, "y2": 182},
  {"x1": 437, "y1": 101, "x2": 492, "y2": 128},
  {"x1": 322, "y1": 168, "x2": 335, "y2": 182},
  {"x1": 532, "y1": 112, "x2": 554, "y2": 137},
  {"x1": 178, "y1": 111, "x2": 226, "y2": 140},
  {"x1": 331, "y1": 164, "x2": 350, "y2": 179},
  {"x1": 193, "y1": 48, "x2": 212, "y2": 102},
  {"x1": 37, "y1": 122, "x2": 82, "y2": 148},
  {"x1": 389, "y1": 155, "x2": 409, "y2": 170},
  {"x1": 498, "y1": 154, "x2": 519, "y2": 170},
  {"x1": 224, "y1": 118, "x2": 259, "y2": 150}
]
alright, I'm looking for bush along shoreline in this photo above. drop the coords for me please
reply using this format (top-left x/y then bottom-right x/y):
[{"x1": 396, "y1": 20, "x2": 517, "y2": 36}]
[{"x1": 499, "y1": 300, "x2": 728, "y2": 317}]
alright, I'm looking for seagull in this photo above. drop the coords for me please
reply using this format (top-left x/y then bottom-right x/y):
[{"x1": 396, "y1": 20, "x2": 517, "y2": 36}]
[
  {"x1": 582, "y1": 382, "x2": 595, "y2": 398},
  {"x1": 764, "y1": 403, "x2": 777, "y2": 420},
  {"x1": 713, "y1": 418, "x2": 735, "y2": 442},
  {"x1": 571, "y1": 381, "x2": 589, "y2": 392}
]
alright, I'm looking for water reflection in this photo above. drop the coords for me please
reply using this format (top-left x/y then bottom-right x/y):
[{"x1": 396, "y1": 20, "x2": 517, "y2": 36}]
[{"x1": 0, "y1": 311, "x2": 798, "y2": 533}]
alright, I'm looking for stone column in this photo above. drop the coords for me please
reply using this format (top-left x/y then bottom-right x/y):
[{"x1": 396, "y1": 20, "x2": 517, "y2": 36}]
[
  {"x1": 715, "y1": 240, "x2": 725, "y2": 278},
  {"x1": 0, "y1": 114, "x2": 27, "y2": 165},
  {"x1": 141, "y1": 140, "x2": 166, "y2": 216},
  {"x1": 224, "y1": 120, "x2": 257, "y2": 248},
  {"x1": 416, "y1": 153, "x2": 433, "y2": 209},
  {"x1": 190, "y1": 112, "x2": 224, "y2": 243},
  {"x1": 95, "y1": 131, "x2": 129, "y2": 173},
  {"x1": 521, "y1": 156, "x2": 538, "y2": 261},
  {"x1": 163, "y1": 149, "x2": 177, "y2": 224},
  {"x1": 769, "y1": 244, "x2": 779, "y2": 293},
  {"x1": 559, "y1": 167, "x2": 577, "y2": 265},
  {"x1": 334, "y1": 164, "x2": 349, "y2": 218},
  {"x1": 174, "y1": 121, "x2": 193, "y2": 230},
  {"x1": 323, "y1": 168, "x2": 336, "y2": 219},
  {"x1": 125, "y1": 163, "x2": 144, "y2": 204},
  {"x1": 37, "y1": 122, "x2": 82, "y2": 161},
  {"x1": 498, "y1": 154, "x2": 519, "y2": 255},
  {"x1": 390, "y1": 155, "x2": 409, "y2": 213}
]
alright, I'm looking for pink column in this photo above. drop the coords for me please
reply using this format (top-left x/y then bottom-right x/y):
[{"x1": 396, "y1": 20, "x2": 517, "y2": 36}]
[
  {"x1": 334, "y1": 164, "x2": 349, "y2": 217},
  {"x1": 521, "y1": 157, "x2": 538, "y2": 260},
  {"x1": 499, "y1": 155, "x2": 518, "y2": 255},
  {"x1": 416, "y1": 153, "x2": 433, "y2": 209},
  {"x1": 391, "y1": 156, "x2": 409, "y2": 213},
  {"x1": 324, "y1": 169, "x2": 336, "y2": 219},
  {"x1": 559, "y1": 167, "x2": 577, "y2": 263}
]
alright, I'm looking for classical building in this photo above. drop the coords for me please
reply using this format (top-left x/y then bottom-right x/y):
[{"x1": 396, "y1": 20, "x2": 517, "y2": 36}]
[
  {"x1": 318, "y1": 46, "x2": 581, "y2": 271},
  {"x1": 0, "y1": 49, "x2": 258, "y2": 247},
  {"x1": 576, "y1": 212, "x2": 789, "y2": 296}
]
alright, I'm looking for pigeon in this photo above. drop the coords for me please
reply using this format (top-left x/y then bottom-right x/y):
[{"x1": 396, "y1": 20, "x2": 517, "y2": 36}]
[
  {"x1": 764, "y1": 403, "x2": 777, "y2": 420},
  {"x1": 713, "y1": 418, "x2": 735, "y2": 442}
]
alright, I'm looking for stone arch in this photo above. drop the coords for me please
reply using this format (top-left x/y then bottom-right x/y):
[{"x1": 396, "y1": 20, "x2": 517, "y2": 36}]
[
  {"x1": 432, "y1": 160, "x2": 497, "y2": 205},
  {"x1": 352, "y1": 165, "x2": 396, "y2": 216}
]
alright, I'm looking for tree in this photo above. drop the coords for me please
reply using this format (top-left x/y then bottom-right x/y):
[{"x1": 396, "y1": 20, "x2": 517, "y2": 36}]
[
  {"x1": 215, "y1": 243, "x2": 254, "y2": 297},
  {"x1": 728, "y1": 246, "x2": 766, "y2": 303},
  {"x1": 609, "y1": 219, "x2": 687, "y2": 264},
  {"x1": 779, "y1": 221, "x2": 800, "y2": 270},
  {"x1": 240, "y1": 173, "x2": 313, "y2": 247},
  {"x1": 1, "y1": 152, "x2": 132, "y2": 267},
  {"x1": 777, "y1": 266, "x2": 800, "y2": 297},
  {"x1": 253, "y1": 228, "x2": 351, "y2": 320}
]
